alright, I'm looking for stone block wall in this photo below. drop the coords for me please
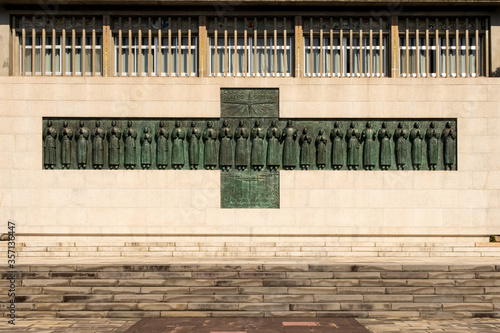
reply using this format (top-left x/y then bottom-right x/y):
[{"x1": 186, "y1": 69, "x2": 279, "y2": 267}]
[{"x1": 0, "y1": 77, "x2": 498, "y2": 245}]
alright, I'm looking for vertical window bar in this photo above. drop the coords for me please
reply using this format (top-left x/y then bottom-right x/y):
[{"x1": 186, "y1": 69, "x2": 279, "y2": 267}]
[
  {"x1": 188, "y1": 17, "x2": 192, "y2": 77},
  {"x1": 274, "y1": 17, "x2": 277, "y2": 77},
  {"x1": 72, "y1": 18, "x2": 76, "y2": 76},
  {"x1": 254, "y1": 17, "x2": 257, "y2": 77},
  {"x1": 138, "y1": 18, "x2": 142, "y2": 76},
  {"x1": 340, "y1": 18, "x2": 343, "y2": 77},
  {"x1": 284, "y1": 17, "x2": 288, "y2": 77},
  {"x1": 168, "y1": 17, "x2": 172, "y2": 76},
  {"x1": 465, "y1": 18, "x2": 469, "y2": 78},
  {"x1": 234, "y1": 18, "x2": 237, "y2": 77},
  {"x1": 224, "y1": 17, "x2": 227, "y2": 77},
  {"x1": 32, "y1": 17, "x2": 35, "y2": 76},
  {"x1": 435, "y1": 18, "x2": 439, "y2": 77},
  {"x1": 177, "y1": 17, "x2": 181, "y2": 76},
  {"x1": 475, "y1": 18, "x2": 479, "y2": 76},
  {"x1": 309, "y1": 18, "x2": 313, "y2": 77},
  {"x1": 426, "y1": 18, "x2": 429, "y2": 77},
  {"x1": 61, "y1": 20, "x2": 66, "y2": 77},
  {"x1": 82, "y1": 17, "x2": 86, "y2": 77},
  {"x1": 21, "y1": 18, "x2": 26, "y2": 76},
  {"x1": 264, "y1": 18, "x2": 268, "y2": 76},
  {"x1": 158, "y1": 17, "x2": 162, "y2": 76},
  {"x1": 379, "y1": 18, "x2": 383, "y2": 77},
  {"x1": 118, "y1": 18, "x2": 122, "y2": 76},
  {"x1": 369, "y1": 18, "x2": 373, "y2": 77},
  {"x1": 214, "y1": 17, "x2": 218, "y2": 76},
  {"x1": 329, "y1": 18, "x2": 333, "y2": 77},
  {"x1": 416, "y1": 18, "x2": 419, "y2": 77},
  {"x1": 11, "y1": 17, "x2": 15, "y2": 76},
  {"x1": 92, "y1": 17, "x2": 96, "y2": 77},
  {"x1": 128, "y1": 17, "x2": 132, "y2": 76},
  {"x1": 485, "y1": 18, "x2": 489, "y2": 76},
  {"x1": 41, "y1": 27, "x2": 46, "y2": 76},
  {"x1": 148, "y1": 17, "x2": 152, "y2": 77},
  {"x1": 405, "y1": 18, "x2": 409, "y2": 77},
  {"x1": 244, "y1": 18, "x2": 248, "y2": 77},
  {"x1": 52, "y1": 20, "x2": 56, "y2": 76},
  {"x1": 319, "y1": 18, "x2": 323, "y2": 77},
  {"x1": 359, "y1": 18, "x2": 363, "y2": 77},
  {"x1": 455, "y1": 18, "x2": 459, "y2": 77},
  {"x1": 445, "y1": 18, "x2": 449, "y2": 77},
  {"x1": 349, "y1": 18, "x2": 353, "y2": 77}
]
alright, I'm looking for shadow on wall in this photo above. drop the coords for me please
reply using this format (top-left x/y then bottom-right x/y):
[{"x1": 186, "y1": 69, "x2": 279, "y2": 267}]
[{"x1": 491, "y1": 68, "x2": 500, "y2": 77}]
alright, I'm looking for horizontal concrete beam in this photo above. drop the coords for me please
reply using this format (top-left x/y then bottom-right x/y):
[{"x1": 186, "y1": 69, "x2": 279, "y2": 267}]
[{"x1": 0, "y1": 0, "x2": 499, "y2": 6}]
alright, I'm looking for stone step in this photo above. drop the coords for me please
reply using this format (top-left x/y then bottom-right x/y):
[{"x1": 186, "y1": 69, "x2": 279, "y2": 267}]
[{"x1": 2, "y1": 262, "x2": 500, "y2": 319}]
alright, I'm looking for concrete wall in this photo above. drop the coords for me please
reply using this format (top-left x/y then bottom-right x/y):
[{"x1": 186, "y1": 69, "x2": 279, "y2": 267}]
[{"x1": 0, "y1": 77, "x2": 498, "y2": 238}]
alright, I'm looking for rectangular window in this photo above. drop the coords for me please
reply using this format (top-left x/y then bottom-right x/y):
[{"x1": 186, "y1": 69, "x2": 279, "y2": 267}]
[
  {"x1": 303, "y1": 17, "x2": 388, "y2": 77},
  {"x1": 15, "y1": 16, "x2": 103, "y2": 76},
  {"x1": 210, "y1": 36, "x2": 292, "y2": 76},
  {"x1": 208, "y1": 17, "x2": 293, "y2": 77},
  {"x1": 113, "y1": 17, "x2": 198, "y2": 77},
  {"x1": 399, "y1": 17, "x2": 486, "y2": 77}
]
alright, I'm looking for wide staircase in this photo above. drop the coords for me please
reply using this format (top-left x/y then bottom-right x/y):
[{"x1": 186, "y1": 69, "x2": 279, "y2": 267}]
[{"x1": 2, "y1": 238, "x2": 500, "y2": 319}]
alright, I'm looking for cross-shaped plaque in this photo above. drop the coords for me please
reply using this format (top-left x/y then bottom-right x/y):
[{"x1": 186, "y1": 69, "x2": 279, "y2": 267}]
[{"x1": 43, "y1": 88, "x2": 457, "y2": 209}]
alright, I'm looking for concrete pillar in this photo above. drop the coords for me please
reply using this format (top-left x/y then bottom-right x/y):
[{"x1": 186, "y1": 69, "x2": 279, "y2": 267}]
[
  {"x1": 0, "y1": 7, "x2": 10, "y2": 76},
  {"x1": 490, "y1": 9, "x2": 500, "y2": 75}
]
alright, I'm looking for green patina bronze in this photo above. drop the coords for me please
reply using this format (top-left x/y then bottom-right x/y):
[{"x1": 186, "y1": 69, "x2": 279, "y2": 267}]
[{"x1": 42, "y1": 88, "x2": 458, "y2": 209}]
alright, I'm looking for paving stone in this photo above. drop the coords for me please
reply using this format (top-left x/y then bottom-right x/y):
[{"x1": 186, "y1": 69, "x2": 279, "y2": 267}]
[
  {"x1": 309, "y1": 264, "x2": 353, "y2": 272},
  {"x1": 363, "y1": 295, "x2": 413, "y2": 303},
  {"x1": 413, "y1": 295, "x2": 464, "y2": 303},
  {"x1": 169, "y1": 264, "x2": 218, "y2": 272},
  {"x1": 380, "y1": 272, "x2": 428, "y2": 279},
  {"x1": 189, "y1": 287, "x2": 239, "y2": 294},
  {"x1": 215, "y1": 264, "x2": 263, "y2": 271},
  {"x1": 86, "y1": 303, "x2": 137, "y2": 311},
  {"x1": 464, "y1": 295, "x2": 500, "y2": 302},
  {"x1": 449, "y1": 265, "x2": 495, "y2": 272},
  {"x1": 71, "y1": 279, "x2": 118, "y2": 287},
  {"x1": 141, "y1": 287, "x2": 189, "y2": 294},
  {"x1": 239, "y1": 287, "x2": 288, "y2": 294},
  {"x1": 359, "y1": 279, "x2": 407, "y2": 287},
  {"x1": 63, "y1": 295, "x2": 114, "y2": 302},
  {"x1": 113, "y1": 295, "x2": 164, "y2": 302},
  {"x1": 214, "y1": 279, "x2": 263, "y2": 287},
  {"x1": 288, "y1": 287, "x2": 338, "y2": 295},
  {"x1": 239, "y1": 272, "x2": 286, "y2": 279},
  {"x1": 30, "y1": 265, "x2": 76, "y2": 272},
  {"x1": 239, "y1": 303, "x2": 289, "y2": 311},
  {"x1": 406, "y1": 279, "x2": 456, "y2": 287},
  {"x1": 263, "y1": 279, "x2": 311, "y2": 287},
  {"x1": 316, "y1": 311, "x2": 369, "y2": 317},
  {"x1": 264, "y1": 295, "x2": 314, "y2": 302},
  {"x1": 22, "y1": 279, "x2": 70, "y2": 287},
  {"x1": 188, "y1": 303, "x2": 239, "y2": 311},
  {"x1": 92, "y1": 287, "x2": 141, "y2": 294},
  {"x1": 56, "y1": 311, "x2": 108, "y2": 318},
  {"x1": 163, "y1": 295, "x2": 217, "y2": 302},
  {"x1": 51, "y1": 272, "x2": 98, "y2": 279},
  {"x1": 367, "y1": 311, "x2": 420, "y2": 318},
  {"x1": 215, "y1": 295, "x2": 263, "y2": 303},
  {"x1": 312, "y1": 279, "x2": 360, "y2": 287},
  {"x1": 337, "y1": 287, "x2": 386, "y2": 295},
  {"x1": 391, "y1": 303, "x2": 442, "y2": 311},
  {"x1": 42, "y1": 287, "x2": 91, "y2": 294},
  {"x1": 334, "y1": 272, "x2": 381, "y2": 279},
  {"x1": 341, "y1": 303, "x2": 391, "y2": 311},
  {"x1": 356, "y1": 265, "x2": 402, "y2": 272},
  {"x1": 123, "y1": 265, "x2": 170, "y2": 272},
  {"x1": 34, "y1": 303, "x2": 86, "y2": 311},
  {"x1": 108, "y1": 311, "x2": 161, "y2": 318},
  {"x1": 289, "y1": 303, "x2": 341, "y2": 311},
  {"x1": 443, "y1": 303, "x2": 495, "y2": 311},
  {"x1": 486, "y1": 287, "x2": 500, "y2": 294},
  {"x1": 16, "y1": 295, "x2": 64, "y2": 303},
  {"x1": 118, "y1": 279, "x2": 166, "y2": 287},
  {"x1": 386, "y1": 287, "x2": 435, "y2": 295},
  {"x1": 286, "y1": 272, "x2": 334, "y2": 279},
  {"x1": 314, "y1": 295, "x2": 363, "y2": 302},
  {"x1": 97, "y1": 272, "x2": 145, "y2": 279},
  {"x1": 76, "y1": 265, "x2": 124, "y2": 272},
  {"x1": 401, "y1": 265, "x2": 449, "y2": 272},
  {"x1": 137, "y1": 303, "x2": 188, "y2": 311},
  {"x1": 428, "y1": 272, "x2": 476, "y2": 279},
  {"x1": 191, "y1": 272, "x2": 238, "y2": 279},
  {"x1": 456, "y1": 279, "x2": 500, "y2": 287},
  {"x1": 435, "y1": 287, "x2": 485, "y2": 295}
]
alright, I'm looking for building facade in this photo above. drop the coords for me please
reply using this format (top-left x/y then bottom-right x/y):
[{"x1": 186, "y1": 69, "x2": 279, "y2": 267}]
[{"x1": 0, "y1": 0, "x2": 499, "y2": 255}]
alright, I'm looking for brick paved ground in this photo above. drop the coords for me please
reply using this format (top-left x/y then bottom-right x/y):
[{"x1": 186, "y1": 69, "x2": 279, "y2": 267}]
[{"x1": 1, "y1": 317, "x2": 500, "y2": 332}]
